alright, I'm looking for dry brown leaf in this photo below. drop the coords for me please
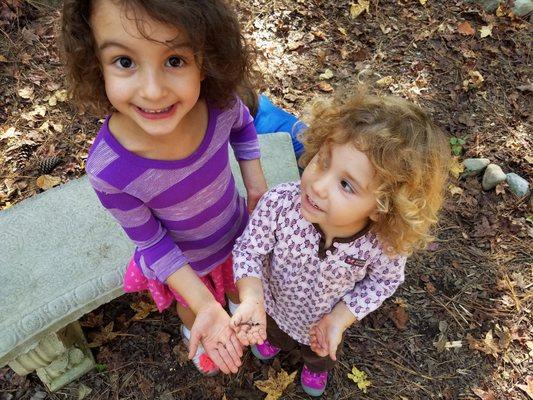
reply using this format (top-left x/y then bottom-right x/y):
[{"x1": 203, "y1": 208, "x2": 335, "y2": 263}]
[
  {"x1": 350, "y1": 0, "x2": 370, "y2": 19},
  {"x1": 318, "y1": 82, "x2": 334, "y2": 92},
  {"x1": 472, "y1": 388, "x2": 497, "y2": 400},
  {"x1": 479, "y1": 25, "x2": 493, "y2": 38},
  {"x1": 390, "y1": 304, "x2": 408, "y2": 330},
  {"x1": 457, "y1": 21, "x2": 475, "y2": 36},
  {"x1": 88, "y1": 322, "x2": 120, "y2": 347},
  {"x1": 36, "y1": 175, "x2": 61, "y2": 190},
  {"x1": 467, "y1": 330, "x2": 500, "y2": 358},
  {"x1": 130, "y1": 300, "x2": 158, "y2": 321},
  {"x1": 255, "y1": 367, "x2": 297, "y2": 400},
  {"x1": 517, "y1": 376, "x2": 533, "y2": 399}
]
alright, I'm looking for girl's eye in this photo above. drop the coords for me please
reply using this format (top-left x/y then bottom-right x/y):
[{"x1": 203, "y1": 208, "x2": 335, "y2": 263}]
[
  {"x1": 115, "y1": 57, "x2": 134, "y2": 69},
  {"x1": 341, "y1": 180, "x2": 354, "y2": 194},
  {"x1": 166, "y1": 56, "x2": 184, "y2": 68}
]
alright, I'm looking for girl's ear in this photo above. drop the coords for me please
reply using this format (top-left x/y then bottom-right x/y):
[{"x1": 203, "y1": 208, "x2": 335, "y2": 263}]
[{"x1": 369, "y1": 209, "x2": 380, "y2": 222}]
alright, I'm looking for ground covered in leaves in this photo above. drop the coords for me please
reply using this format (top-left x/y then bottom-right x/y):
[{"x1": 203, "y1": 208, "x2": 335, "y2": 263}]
[{"x1": 1, "y1": 0, "x2": 532, "y2": 399}]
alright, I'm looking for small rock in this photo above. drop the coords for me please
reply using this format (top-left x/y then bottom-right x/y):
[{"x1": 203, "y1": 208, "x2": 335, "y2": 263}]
[
  {"x1": 506, "y1": 173, "x2": 530, "y2": 197},
  {"x1": 463, "y1": 158, "x2": 490, "y2": 176},
  {"x1": 482, "y1": 164, "x2": 506, "y2": 190}
]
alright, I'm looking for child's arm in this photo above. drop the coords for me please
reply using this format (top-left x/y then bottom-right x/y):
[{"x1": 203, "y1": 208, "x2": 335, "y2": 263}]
[
  {"x1": 229, "y1": 96, "x2": 268, "y2": 212},
  {"x1": 232, "y1": 185, "x2": 288, "y2": 345},
  {"x1": 310, "y1": 252, "x2": 406, "y2": 360},
  {"x1": 231, "y1": 276, "x2": 267, "y2": 346},
  {"x1": 87, "y1": 177, "x2": 242, "y2": 373},
  {"x1": 309, "y1": 302, "x2": 356, "y2": 360}
]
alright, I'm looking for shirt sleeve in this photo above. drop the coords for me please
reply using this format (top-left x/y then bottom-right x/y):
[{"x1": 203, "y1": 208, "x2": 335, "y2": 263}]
[
  {"x1": 229, "y1": 96, "x2": 261, "y2": 161},
  {"x1": 88, "y1": 173, "x2": 188, "y2": 283},
  {"x1": 232, "y1": 185, "x2": 287, "y2": 281},
  {"x1": 342, "y1": 251, "x2": 406, "y2": 321}
]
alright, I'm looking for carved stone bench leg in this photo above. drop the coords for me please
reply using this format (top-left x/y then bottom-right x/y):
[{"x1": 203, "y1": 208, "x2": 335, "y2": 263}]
[{"x1": 8, "y1": 321, "x2": 95, "y2": 391}]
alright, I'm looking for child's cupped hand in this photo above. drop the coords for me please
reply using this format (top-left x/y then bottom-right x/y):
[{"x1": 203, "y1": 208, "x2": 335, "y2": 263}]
[
  {"x1": 309, "y1": 314, "x2": 344, "y2": 361},
  {"x1": 230, "y1": 298, "x2": 267, "y2": 346}
]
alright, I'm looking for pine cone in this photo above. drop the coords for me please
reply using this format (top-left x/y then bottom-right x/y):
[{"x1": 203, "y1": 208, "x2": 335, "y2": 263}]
[
  {"x1": 12, "y1": 144, "x2": 34, "y2": 171},
  {"x1": 38, "y1": 156, "x2": 62, "y2": 174}
]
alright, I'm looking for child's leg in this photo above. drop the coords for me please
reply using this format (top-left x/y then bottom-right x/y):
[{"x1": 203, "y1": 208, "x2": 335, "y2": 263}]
[{"x1": 300, "y1": 345, "x2": 338, "y2": 372}]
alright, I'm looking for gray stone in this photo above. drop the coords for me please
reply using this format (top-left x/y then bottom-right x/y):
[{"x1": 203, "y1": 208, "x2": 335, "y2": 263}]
[
  {"x1": 463, "y1": 158, "x2": 490, "y2": 176},
  {"x1": 468, "y1": 0, "x2": 533, "y2": 16},
  {"x1": 0, "y1": 133, "x2": 299, "y2": 389},
  {"x1": 482, "y1": 163, "x2": 507, "y2": 190},
  {"x1": 506, "y1": 173, "x2": 530, "y2": 197}
]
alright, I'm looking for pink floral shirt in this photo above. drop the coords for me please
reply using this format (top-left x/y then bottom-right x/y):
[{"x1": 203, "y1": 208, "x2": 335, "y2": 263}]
[{"x1": 233, "y1": 181, "x2": 406, "y2": 345}]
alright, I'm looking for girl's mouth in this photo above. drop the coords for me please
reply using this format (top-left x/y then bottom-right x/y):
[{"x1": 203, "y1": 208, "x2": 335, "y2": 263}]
[
  {"x1": 306, "y1": 194, "x2": 323, "y2": 212},
  {"x1": 135, "y1": 103, "x2": 177, "y2": 120}
]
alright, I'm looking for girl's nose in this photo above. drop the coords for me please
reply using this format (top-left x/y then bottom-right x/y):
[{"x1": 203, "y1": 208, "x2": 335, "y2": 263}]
[
  {"x1": 311, "y1": 172, "x2": 329, "y2": 199},
  {"x1": 139, "y1": 69, "x2": 167, "y2": 101}
]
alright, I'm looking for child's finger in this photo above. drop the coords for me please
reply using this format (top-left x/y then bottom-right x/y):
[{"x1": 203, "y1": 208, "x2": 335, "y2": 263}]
[
  {"x1": 188, "y1": 333, "x2": 200, "y2": 360},
  {"x1": 237, "y1": 330, "x2": 250, "y2": 346}
]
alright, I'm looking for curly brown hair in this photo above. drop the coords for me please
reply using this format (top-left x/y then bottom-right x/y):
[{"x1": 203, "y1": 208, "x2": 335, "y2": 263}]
[
  {"x1": 61, "y1": 0, "x2": 255, "y2": 115},
  {"x1": 299, "y1": 87, "x2": 450, "y2": 256}
]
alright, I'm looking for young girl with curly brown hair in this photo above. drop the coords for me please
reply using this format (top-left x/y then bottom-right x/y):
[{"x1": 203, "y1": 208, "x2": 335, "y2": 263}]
[
  {"x1": 61, "y1": 0, "x2": 268, "y2": 376},
  {"x1": 231, "y1": 87, "x2": 450, "y2": 396}
]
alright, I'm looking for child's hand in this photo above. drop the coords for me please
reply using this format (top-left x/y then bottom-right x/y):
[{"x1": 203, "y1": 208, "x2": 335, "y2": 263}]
[
  {"x1": 230, "y1": 298, "x2": 267, "y2": 346},
  {"x1": 309, "y1": 313, "x2": 345, "y2": 361}
]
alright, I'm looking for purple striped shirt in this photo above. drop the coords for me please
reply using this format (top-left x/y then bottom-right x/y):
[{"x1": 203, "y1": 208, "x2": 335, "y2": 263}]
[{"x1": 86, "y1": 97, "x2": 260, "y2": 283}]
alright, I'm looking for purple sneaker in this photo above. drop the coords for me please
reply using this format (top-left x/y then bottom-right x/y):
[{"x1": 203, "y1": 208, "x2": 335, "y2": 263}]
[
  {"x1": 300, "y1": 364, "x2": 328, "y2": 397},
  {"x1": 250, "y1": 339, "x2": 280, "y2": 360}
]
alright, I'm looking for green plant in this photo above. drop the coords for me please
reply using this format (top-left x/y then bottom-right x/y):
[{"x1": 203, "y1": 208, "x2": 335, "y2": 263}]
[
  {"x1": 450, "y1": 137, "x2": 466, "y2": 156},
  {"x1": 94, "y1": 363, "x2": 108, "y2": 373}
]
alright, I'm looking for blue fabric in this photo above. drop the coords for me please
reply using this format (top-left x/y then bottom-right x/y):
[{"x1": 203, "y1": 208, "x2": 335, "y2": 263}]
[{"x1": 253, "y1": 94, "x2": 305, "y2": 158}]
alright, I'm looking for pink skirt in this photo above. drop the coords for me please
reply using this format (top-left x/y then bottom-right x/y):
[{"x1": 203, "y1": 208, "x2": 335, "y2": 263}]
[{"x1": 123, "y1": 256, "x2": 237, "y2": 312}]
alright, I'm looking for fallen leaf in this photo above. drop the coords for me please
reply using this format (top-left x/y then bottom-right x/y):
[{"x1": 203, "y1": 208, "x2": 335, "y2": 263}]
[
  {"x1": 467, "y1": 330, "x2": 500, "y2": 358},
  {"x1": 347, "y1": 366, "x2": 372, "y2": 393},
  {"x1": 495, "y1": 5, "x2": 506, "y2": 17},
  {"x1": 0, "y1": 55, "x2": 7, "y2": 62},
  {"x1": 448, "y1": 184, "x2": 463, "y2": 196},
  {"x1": 390, "y1": 304, "x2": 408, "y2": 330},
  {"x1": 425, "y1": 282, "x2": 437, "y2": 294},
  {"x1": 449, "y1": 156, "x2": 464, "y2": 178},
  {"x1": 36, "y1": 175, "x2": 61, "y2": 190},
  {"x1": 517, "y1": 375, "x2": 533, "y2": 399},
  {"x1": 457, "y1": 21, "x2": 475, "y2": 36},
  {"x1": 350, "y1": 0, "x2": 370, "y2": 19},
  {"x1": 338, "y1": 27, "x2": 347, "y2": 36},
  {"x1": 318, "y1": 82, "x2": 334, "y2": 92},
  {"x1": 419, "y1": 0, "x2": 428, "y2": 4},
  {"x1": 468, "y1": 70, "x2": 484, "y2": 88},
  {"x1": 130, "y1": 300, "x2": 158, "y2": 321},
  {"x1": 77, "y1": 384, "x2": 92, "y2": 400},
  {"x1": 479, "y1": 25, "x2": 493, "y2": 38},
  {"x1": 255, "y1": 367, "x2": 297, "y2": 400},
  {"x1": 376, "y1": 76, "x2": 394, "y2": 87},
  {"x1": 18, "y1": 86, "x2": 34, "y2": 100},
  {"x1": 88, "y1": 322, "x2": 120, "y2": 347},
  {"x1": 472, "y1": 388, "x2": 497, "y2": 400},
  {"x1": 319, "y1": 69, "x2": 334, "y2": 80}
]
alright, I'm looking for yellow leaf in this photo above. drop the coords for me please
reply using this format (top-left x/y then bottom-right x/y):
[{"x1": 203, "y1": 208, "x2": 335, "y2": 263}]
[
  {"x1": 338, "y1": 27, "x2": 347, "y2": 35},
  {"x1": 448, "y1": 184, "x2": 463, "y2": 196},
  {"x1": 54, "y1": 89, "x2": 68, "y2": 102},
  {"x1": 479, "y1": 25, "x2": 493, "y2": 38},
  {"x1": 376, "y1": 76, "x2": 394, "y2": 87},
  {"x1": 36, "y1": 175, "x2": 61, "y2": 190},
  {"x1": 319, "y1": 69, "x2": 334, "y2": 80},
  {"x1": 449, "y1": 156, "x2": 464, "y2": 178},
  {"x1": 419, "y1": 0, "x2": 428, "y2": 4},
  {"x1": 350, "y1": 0, "x2": 370, "y2": 19},
  {"x1": 18, "y1": 86, "x2": 34, "y2": 100},
  {"x1": 347, "y1": 366, "x2": 372, "y2": 393},
  {"x1": 255, "y1": 367, "x2": 297, "y2": 400},
  {"x1": 0, "y1": 55, "x2": 7, "y2": 62},
  {"x1": 495, "y1": 5, "x2": 506, "y2": 17}
]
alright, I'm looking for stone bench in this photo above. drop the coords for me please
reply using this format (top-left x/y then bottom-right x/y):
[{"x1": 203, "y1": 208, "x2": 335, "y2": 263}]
[{"x1": 0, "y1": 132, "x2": 300, "y2": 391}]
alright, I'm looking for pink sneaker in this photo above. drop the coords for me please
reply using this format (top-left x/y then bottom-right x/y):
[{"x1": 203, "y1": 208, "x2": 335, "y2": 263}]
[
  {"x1": 300, "y1": 364, "x2": 328, "y2": 397},
  {"x1": 250, "y1": 339, "x2": 281, "y2": 360},
  {"x1": 180, "y1": 325, "x2": 219, "y2": 376}
]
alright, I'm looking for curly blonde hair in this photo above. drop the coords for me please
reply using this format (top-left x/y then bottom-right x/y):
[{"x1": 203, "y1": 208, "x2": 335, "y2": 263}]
[{"x1": 299, "y1": 87, "x2": 450, "y2": 256}]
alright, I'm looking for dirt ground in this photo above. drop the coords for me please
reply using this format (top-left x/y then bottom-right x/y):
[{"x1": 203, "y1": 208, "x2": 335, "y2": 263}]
[{"x1": 1, "y1": 0, "x2": 532, "y2": 399}]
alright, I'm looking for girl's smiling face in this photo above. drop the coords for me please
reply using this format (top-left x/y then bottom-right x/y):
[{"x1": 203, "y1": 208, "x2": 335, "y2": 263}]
[
  {"x1": 90, "y1": 0, "x2": 204, "y2": 138},
  {"x1": 300, "y1": 141, "x2": 379, "y2": 239}
]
